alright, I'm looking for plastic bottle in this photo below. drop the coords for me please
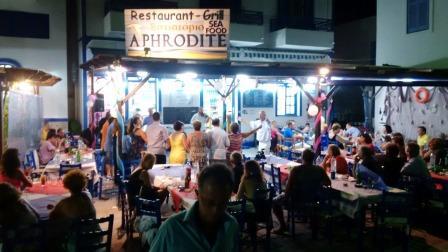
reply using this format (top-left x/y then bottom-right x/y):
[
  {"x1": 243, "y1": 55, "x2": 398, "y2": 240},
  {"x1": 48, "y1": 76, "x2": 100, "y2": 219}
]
[
  {"x1": 330, "y1": 157, "x2": 336, "y2": 180},
  {"x1": 429, "y1": 152, "x2": 435, "y2": 169},
  {"x1": 76, "y1": 149, "x2": 81, "y2": 163}
]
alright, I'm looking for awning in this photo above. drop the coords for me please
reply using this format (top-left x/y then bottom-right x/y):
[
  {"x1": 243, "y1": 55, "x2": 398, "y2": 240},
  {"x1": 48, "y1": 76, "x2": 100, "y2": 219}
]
[{"x1": 0, "y1": 67, "x2": 61, "y2": 86}]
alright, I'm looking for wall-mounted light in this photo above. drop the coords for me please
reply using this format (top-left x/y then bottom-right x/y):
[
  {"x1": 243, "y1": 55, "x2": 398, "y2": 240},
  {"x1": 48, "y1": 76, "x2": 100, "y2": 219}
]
[{"x1": 319, "y1": 67, "x2": 330, "y2": 76}]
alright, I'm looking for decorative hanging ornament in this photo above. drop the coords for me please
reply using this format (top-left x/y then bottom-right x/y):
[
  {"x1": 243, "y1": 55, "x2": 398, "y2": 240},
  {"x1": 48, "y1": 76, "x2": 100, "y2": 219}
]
[{"x1": 307, "y1": 104, "x2": 319, "y2": 117}]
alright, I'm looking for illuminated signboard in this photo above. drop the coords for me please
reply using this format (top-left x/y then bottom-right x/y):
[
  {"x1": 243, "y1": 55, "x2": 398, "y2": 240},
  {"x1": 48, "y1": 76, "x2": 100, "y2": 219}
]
[{"x1": 125, "y1": 9, "x2": 230, "y2": 60}]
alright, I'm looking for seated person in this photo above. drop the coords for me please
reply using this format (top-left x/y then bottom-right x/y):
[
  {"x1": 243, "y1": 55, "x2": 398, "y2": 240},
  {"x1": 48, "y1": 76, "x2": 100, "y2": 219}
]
[
  {"x1": 0, "y1": 182, "x2": 38, "y2": 228},
  {"x1": 401, "y1": 142, "x2": 431, "y2": 180},
  {"x1": 50, "y1": 169, "x2": 96, "y2": 220},
  {"x1": 57, "y1": 128, "x2": 67, "y2": 149},
  {"x1": 416, "y1": 126, "x2": 430, "y2": 150},
  {"x1": 39, "y1": 129, "x2": 58, "y2": 165},
  {"x1": 423, "y1": 138, "x2": 447, "y2": 166},
  {"x1": 229, "y1": 151, "x2": 244, "y2": 194},
  {"x1": 151, "y1": 164, "x2": 239, "y2": 251},
  {"x1": 282, "y1": 121, "x2": 295, "y2": 147},
  {"x1": 358, "y1": 133, "x2": 376, "y2": 153},
  {"x1": 344, "y1": 122, "x2": 361, "y2": 140},
  {"x1": 376, "y1": 143, "x2": 404, "y2": 187},
  {"x1": 355, "y1": 145, "x2": 382, "y2": 177},
  {"x1": 321, "y1": 144, "x2": 348, "y2": 174},
  {"x1": 128, "y1": 153, "x2": 168, "y2": 211},
  {"x1": 236, "y1": 160, "x2": 267, "y2": 201},
  {"x1": 272, "y1": 149, "x2": 330, "y2": 234},
  {"x1": 0, "y1": 148, "x2": 32, "y2": 190},
  {"x1": 328, "y1": 123, "x2": 345, "y2": 149}
]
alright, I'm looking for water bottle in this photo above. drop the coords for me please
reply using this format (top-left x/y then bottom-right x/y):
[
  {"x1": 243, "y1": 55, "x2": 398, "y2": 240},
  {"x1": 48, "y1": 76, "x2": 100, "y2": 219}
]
[
  {"x1": 76, "y1": 149, "x2": 81, "y2": 163},
  {"x1": 429, "y1": 152, "x2": 435, "y2": 169},
  {"x1": 330, "y1": 157, "x2": 336, "y2": 180}
]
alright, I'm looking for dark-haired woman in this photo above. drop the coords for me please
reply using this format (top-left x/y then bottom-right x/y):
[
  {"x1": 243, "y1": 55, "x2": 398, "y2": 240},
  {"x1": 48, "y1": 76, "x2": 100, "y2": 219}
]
[
  {"x1": 168, "y1": 121, "x2": 187, "y2": 164},
  {"x1": 39, "y1": 129, "x2": 59, "y2": 165},
  {"x1": 358, "y1": 133, "x2": 375, "y2": 153},
  {"x1": 128, "y1": 116, "x2": 147, "y2": 162},
  {"x1": 0, "y1": 148, "x2": 32, "y2": 190},
  {"x1": 236, "y1": 160, "x2": 267, "y2": 201}
]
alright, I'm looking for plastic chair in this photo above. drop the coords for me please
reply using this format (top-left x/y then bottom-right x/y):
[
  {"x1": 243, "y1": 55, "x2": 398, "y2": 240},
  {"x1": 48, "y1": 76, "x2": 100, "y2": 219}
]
[
  {"x1": 270, "y1": 164, "x2": 282, "y2": 195},
  {"x1": 74, "y1": 214, "x2": 114, "y2": 252},
  {"x1": 59, "y1": 163, "x2": 82, "y2": 177}
]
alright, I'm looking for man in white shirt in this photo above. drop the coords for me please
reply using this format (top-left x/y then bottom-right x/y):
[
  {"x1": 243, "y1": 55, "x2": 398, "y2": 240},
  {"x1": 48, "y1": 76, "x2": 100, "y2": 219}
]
[
  {"x1": 255, "y1": 111, "x2": 271, "y2": 154},
  {"x1": 190, "y1": 107, "x2": 210, "y2": 131},
  {"x1": 207, "y1": 118, "x2": 230, "y2": 163},
  {"x1": 145, "y1": 112, "x2": 169, "y2": 164}
]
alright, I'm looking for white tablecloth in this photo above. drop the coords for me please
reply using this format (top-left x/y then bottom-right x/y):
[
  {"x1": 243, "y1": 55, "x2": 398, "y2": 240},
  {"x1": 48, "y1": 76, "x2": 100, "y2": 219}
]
[{"x1": 42, "y1": 152, "x2": 98, "y2": 182}]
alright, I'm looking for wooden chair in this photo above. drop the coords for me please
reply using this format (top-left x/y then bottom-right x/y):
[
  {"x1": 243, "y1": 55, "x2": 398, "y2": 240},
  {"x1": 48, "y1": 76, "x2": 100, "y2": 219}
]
[
  {"x1": 227, "y1": 198, "x2": 247, "y2": 233},
  {"x1": 74, "y1": 214, "x2": 114, "y2": 252},
  {"x1": 251, "y1": 184, "x2": 275, "y2": 251}
]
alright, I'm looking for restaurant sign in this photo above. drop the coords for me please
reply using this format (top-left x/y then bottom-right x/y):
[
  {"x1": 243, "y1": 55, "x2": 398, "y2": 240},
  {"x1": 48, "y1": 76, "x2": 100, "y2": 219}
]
[{"x1": 124, "y1": 9, "x2": 230, "y2": 60}]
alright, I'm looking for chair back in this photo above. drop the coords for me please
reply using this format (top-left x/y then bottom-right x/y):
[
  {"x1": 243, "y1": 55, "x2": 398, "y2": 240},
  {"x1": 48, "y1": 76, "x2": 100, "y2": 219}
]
[
  {"x1": 316, "y1": 185, "x2": 338, "y2": 213},
  {"x1": 270, "y1": 164, "x2": 282, "y2": 195},
  {"x1": 227, "y1": 198, "x2": 246, "y2": 232},
  {"x1": 59, "y1": 163, "x2": 82, "y2": 177},
  {"x1": 74, "y1": 214, "x2": 114, "y2": 252},
  {"x1": 377, "y1": 191, "x2": 412, "y2": 224},
  {"x1": 136, "y1": 197, "x2": 162, "y2": 226},
  {"x1": 93, "y1": 150, "x2": 105, "y2": 176},
  {"x1": 25, "y1": 149, "x2": 40, "y2": 170},
  {"x1": 253, "y1": 183, "x2": 275, "y2": 224}
]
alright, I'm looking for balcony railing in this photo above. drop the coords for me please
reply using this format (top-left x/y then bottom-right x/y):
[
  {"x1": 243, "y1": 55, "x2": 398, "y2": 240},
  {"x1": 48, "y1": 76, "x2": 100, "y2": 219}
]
[
  {"x1": 270, "y1": 16, "x2": 333, "y2": 32},
  {"x1": 104, "y1": 0, "x2": 177, "y2": 15},
  {"x1": 231, "y1": 10, "x2": 263, "y2": 25}
]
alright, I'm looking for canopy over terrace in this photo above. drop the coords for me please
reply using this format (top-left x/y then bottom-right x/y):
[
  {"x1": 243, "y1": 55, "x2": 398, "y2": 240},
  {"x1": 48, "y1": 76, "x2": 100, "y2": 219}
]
[
  {"x1": 0, "y1": 67, "x2": 61, "y2": 154},
  {"x1": 80, "y1": 55, "x2": 448, "y2": 152}
]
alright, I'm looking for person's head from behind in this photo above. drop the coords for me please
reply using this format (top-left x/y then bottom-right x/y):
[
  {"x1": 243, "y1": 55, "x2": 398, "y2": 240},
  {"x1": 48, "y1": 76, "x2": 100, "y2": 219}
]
[
  {"x1": 383, "y1": 125, "x2": 392, "y2": 134},
  {"x1": 417, "y1": 126, "x2": 426, "y2": 136},
  {"x1": 1, "y1": 148, "x2": 21, "y2": 178},
  {"x1": 63, "y1": 169, "x2": 87, "y2": 195},
  {"x1": 384, "y1": 135, "x2": 392, "y2": 143},
  {"x1": 428, "y1": 138, "x2": 443, "y2": 151},
  {"x1": 302, "y1": 149, "x2": 315, "y2": 165},
  {"x1": 198, "y1": 107, "x2": 204, "y2": 114},
  {"x1": 141, "y1": 153, "x2": 156, "y2": 170},
  {"x1": 152, "y1": 112, "x2": 161, "y2": 122},
  {"x1": 230, "y1": 123, "x2": 240, "y2": 134},
  {"x1": 173, "y1": 121, "x2": 184, "y2": 132},
  {"x1": 328, "y1": 144, "x2": 341, "y2": 157},
  {"x1": 331, "y1": 123, "x2": 341, "y2": 134},
  {"x1": 359, "y1": 145, "x2": 373, "y2": 160},
  {"x1": 105, "y1": 111, "x2": 111, "y2": 119},
  {"x1": 406, "y1": 141, "x2": 420, "y2": 159},
  {"x1": 230, "y1": 151, "x2": 243, "y2": 167},
  {"x1": 259, "y1": 111, "x2": 266, "y2": 121},
  {"x1": 359, "y1": 133, "x2": 373, "y2": 145},
  {"x1": 192, "y1": 120, "x2": 202, "y2": 131},
  {"x1": 271, "y1": 120, "x2": 278, "y2": 128},
  {"x1": 148, "y1": 108, "x2": 154, "y2": 115},
  {"x1": 392, "y1": 133, "x2": 405, "y2": 147},
  {"x1": 212, "y1": 118, "x2": 220, "y2": 127},
  {"x1": 197, "y1": 164, "x2": 234, "y2": 226},
  {"x1": 57, "y1": 128, "x2": 65, "y2": 138},
  {"x1": 385, "y1": 143, "x2": 399, "y2": 158},
  {"x1": 47, "y1": 128, "x2": 57, "y2": 142},
  {"x1": 0, "y1": 183, "x2": 20, "y2": 209},
  {"x1": 243, "y1": 160, "x2": 263, "y2": 182}
]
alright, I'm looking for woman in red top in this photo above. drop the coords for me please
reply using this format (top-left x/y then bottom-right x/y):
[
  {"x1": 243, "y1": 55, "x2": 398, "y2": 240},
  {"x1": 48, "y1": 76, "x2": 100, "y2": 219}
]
[
  {"x1": 227, "y1": 123, "x2": 260, "y2": 154},
  {"x1": 321, "y1": 144, "x2": 348, "y2": 174},
  {"x1": 0, "y1": 148, "x2": 32, "y2": 190}
]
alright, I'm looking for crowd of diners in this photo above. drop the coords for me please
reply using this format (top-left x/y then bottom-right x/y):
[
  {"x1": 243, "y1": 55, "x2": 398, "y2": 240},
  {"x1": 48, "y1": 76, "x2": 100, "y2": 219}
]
[{"x1": 1, "y1": 105, "x2": 447, "y2": 250}]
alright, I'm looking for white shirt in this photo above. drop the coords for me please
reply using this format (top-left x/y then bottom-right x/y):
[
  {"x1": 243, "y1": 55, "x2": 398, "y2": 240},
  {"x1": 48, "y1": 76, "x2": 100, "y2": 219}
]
[
  {"x1": 190, "y1": 113, "x2": 209, "y2": 130},
  {"x1": 207, "y1": 126, "x2": 230, "y2": 160},
  {"x1": 255, "y1": 119, "x2": 271, "y2": 143},
  {"x1": 145, "y1": 121, "x2": 169, "y2": 155}
]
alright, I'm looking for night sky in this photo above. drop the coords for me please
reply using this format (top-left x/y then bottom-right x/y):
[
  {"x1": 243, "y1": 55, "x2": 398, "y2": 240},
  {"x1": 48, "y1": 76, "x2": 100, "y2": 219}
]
[{"x1": 334, "y1": 0, "x2": 376, "y2": 25}]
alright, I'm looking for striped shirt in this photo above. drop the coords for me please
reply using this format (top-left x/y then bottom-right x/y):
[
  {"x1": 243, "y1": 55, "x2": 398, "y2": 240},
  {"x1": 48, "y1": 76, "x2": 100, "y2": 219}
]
[{"x1": 228, "y1": 133, "x2": 243, "y2": 153}]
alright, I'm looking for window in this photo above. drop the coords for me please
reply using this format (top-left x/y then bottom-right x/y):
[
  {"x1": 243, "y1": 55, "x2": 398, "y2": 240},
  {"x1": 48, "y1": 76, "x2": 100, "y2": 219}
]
[
  {"x1": 407, "y1": 0, "x2": 429, "y2": 33},
  {"x1": 276, "y1": 85, "x2": 299, "y2": 116}
]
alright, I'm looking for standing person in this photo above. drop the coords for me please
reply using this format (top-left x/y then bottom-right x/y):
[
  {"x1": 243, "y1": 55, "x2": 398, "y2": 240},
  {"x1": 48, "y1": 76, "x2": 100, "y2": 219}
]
[
  {"x1": 207, "y1": 118, "x2": 230, "y2": 164},
  {"x1": 39, "y1": 129, "x2": 58, "y2": 165},
  {"x1": 81, "y1": 123, "x2": 96, "y2": 148},
  {"x1": 167, "y1": 121, "x2": 187, "y2": 164},
  {"x1": 150, "y1": 164, "x2": 239, "y2": 252},
  {"x1": 0, "y1": 149, "x2": 32, "y2": 190},
  {"x1": 185, "y1": 121, "x2": 208, "y2": 170},
  {"x1": 227, "y1": 122, "x2": 260, "y2": 154},
  {"x1": 143, "y1": 108, "x2": 154, "y2": 127},
  {"x1": 146, "y1": 112, "x2": 169, "y2": 164},
  {"x1": 417, "y1": 126, "x2": 430, "y2": 150},
  {"x1": 270, "y1": 120, "x2": 283, "y2": 154},
  {"x1": 255, "y1": 111, "x2": 271, "y2": 154},
  {"x1": 190, "y1": 107, "x2": 210, "y2": 131},
  {"x1": 101, "y1": 116, "x2": 114, "y2": 150},
  {"x1": 104, "y1": 118, "x2": 117, "y2": 178},
  {"x1": 128, "y1": 116, "x2": 147, "y2": 162}
]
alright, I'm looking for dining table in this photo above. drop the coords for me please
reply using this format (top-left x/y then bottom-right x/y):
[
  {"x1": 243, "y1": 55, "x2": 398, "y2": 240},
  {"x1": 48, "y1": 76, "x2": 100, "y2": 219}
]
[{"x1": 22, "y1": 181, "x2": 69, "y2": 220}]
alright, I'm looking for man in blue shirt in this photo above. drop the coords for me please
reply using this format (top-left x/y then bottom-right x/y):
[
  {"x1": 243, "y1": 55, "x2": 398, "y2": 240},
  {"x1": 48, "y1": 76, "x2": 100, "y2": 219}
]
[
  {"x1": 282, "y1": 121, "x2": 295, "y2": 147},
  {"x1": 150, "y1": 164, "x2": 239, "y2": 252},
  {"x1": 344, "y1": 122, "x2": 361, "y2": 139},
  {"x1": 143, "y1": 108, "x2": 154, "y2": 127}
]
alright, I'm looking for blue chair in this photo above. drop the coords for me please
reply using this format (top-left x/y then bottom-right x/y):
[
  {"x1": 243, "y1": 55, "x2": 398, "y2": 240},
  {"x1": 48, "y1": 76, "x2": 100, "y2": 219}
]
[
  {"x1": 93, "y1": 150, "x2": 105, "y2": 176},
  {"x1": 59, "y1": 163, "x2": 82, "y2": 177},
  {"x1": 136, "y1": 197, "x2": 162, "y2": 227},
  {"x1": 270, "y1": 164, "x2": 282, "y2": 195}
]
